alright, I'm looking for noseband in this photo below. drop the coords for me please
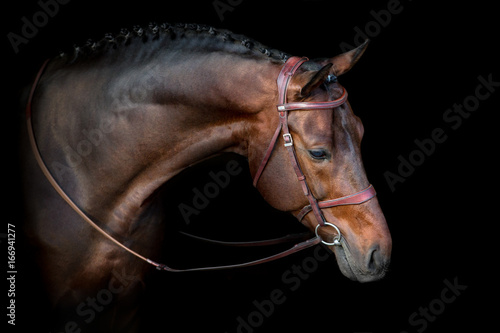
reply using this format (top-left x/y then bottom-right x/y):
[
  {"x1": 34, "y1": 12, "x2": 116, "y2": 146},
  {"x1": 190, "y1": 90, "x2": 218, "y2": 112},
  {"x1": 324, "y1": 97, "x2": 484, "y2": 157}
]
[
  {"x1": 26, "y1": 56, "x2": 376, "y2": 272},
  {"x1": 252, "y1": 56, "x2": 376, "y2": 246}
]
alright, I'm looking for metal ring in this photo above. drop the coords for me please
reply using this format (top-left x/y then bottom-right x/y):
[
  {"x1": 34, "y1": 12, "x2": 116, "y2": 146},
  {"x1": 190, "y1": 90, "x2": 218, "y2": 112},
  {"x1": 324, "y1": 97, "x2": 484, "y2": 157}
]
[{"x1": 315, "y1": 222, "x2": 342, "y2": 246}]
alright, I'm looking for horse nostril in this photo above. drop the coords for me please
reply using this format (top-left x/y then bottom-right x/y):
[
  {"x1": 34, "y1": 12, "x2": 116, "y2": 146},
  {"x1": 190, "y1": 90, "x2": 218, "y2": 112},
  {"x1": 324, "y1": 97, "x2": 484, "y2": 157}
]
[{"x1": 366, "y1": 245, "x2": 384, "y2": 273}]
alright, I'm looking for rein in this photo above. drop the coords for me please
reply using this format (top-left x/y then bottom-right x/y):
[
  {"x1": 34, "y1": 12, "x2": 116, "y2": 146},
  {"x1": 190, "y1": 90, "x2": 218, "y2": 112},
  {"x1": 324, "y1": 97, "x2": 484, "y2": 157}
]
[{"x1": 26, "y1": 56, "x2": 375, "y2": 272}]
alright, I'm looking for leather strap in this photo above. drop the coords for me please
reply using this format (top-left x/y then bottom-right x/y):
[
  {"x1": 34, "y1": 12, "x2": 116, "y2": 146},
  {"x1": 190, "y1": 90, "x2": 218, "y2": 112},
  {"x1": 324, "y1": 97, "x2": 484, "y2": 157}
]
[
  {"x1": 155, "y1": 237, "x2": 321, "y2": 272},
  {"x1": 26, "y1": 59, "x2": 159, "y2": 267},
  {"x1": 277, "y1": 87, "x2": 347, "y2": 111},
  {"x1": 179, "y1": 231, "x2": 312, "y2": 247},
  {"x1": 252, "y1": 120, "x2": 283, "y2": 187},
  {"x1": 252, "y1": 57, "x2": 308, "y2": 187},
  {"x1": 277, "y1": 57, "x2": 309, "y2": 104},
  {"x1": 296, "y1": 184, "x2": 376, "y2": 221}
]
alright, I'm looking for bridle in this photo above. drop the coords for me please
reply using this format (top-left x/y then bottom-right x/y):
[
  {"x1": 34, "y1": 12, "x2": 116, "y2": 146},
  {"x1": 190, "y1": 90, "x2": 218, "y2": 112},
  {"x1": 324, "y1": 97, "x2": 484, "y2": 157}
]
[
  {"x1": 26, "y1": 56, "x2": 376, "y2": 272},
  {"x1": 252, "y1": 56, "x2": 376, "y2": 246}
]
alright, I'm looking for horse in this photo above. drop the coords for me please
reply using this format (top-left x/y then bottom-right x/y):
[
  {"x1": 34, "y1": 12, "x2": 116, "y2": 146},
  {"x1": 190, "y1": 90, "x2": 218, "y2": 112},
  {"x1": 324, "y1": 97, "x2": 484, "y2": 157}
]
[{"x1": 20, "y1": 23, "x2": 391, "y2": 332}]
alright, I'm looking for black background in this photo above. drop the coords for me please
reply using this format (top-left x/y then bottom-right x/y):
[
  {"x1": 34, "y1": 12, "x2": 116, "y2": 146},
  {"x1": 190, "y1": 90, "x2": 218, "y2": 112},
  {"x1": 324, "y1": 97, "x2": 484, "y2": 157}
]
[{"x1": 4, "y1": 0, "x2": 498, "y2": 332}]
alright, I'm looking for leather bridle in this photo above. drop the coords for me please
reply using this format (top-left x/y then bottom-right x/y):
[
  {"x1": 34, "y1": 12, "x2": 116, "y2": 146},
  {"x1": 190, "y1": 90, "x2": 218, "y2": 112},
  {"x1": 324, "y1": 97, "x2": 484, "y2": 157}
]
[
  {"x1": 252, "y1": 56, "x2": 376, "y2": 246},
  {"x1": 26, "y1": 56, "x2": 376, "y2": 272}
]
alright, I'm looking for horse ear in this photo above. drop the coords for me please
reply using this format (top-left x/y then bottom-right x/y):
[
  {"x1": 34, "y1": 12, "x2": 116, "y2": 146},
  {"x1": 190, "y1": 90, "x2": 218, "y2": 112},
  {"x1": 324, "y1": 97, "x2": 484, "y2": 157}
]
[
  {"x1": 317, "y1": 39, "x2": 370, "y2": 76},
  {"x1": 299, "y1": 63, "x2": 333, "y2": 98}
]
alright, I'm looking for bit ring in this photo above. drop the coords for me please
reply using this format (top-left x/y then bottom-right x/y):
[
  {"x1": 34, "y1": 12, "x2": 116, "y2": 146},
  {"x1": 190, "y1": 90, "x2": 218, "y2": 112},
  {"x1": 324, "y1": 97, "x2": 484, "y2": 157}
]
[{"x1": 315, "y1": 222, "x2": 342, "y2": 246}]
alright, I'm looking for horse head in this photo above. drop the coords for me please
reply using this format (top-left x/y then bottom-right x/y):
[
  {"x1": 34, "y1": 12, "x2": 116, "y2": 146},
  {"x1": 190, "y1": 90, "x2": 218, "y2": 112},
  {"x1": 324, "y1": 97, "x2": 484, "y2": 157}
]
[{"x1": 250, "y1": 41, "x2": 391, "y2": 282}]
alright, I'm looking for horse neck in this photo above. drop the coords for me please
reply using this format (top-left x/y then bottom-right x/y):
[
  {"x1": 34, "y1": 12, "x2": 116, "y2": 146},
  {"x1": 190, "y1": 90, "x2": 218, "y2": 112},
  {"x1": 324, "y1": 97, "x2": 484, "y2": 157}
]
[
  {"x1": 38, "y1": 52, "x2": 280, "y2": 231},
  {"x1": 103, "y1": 51, "x2": 281, "y2": 173}
]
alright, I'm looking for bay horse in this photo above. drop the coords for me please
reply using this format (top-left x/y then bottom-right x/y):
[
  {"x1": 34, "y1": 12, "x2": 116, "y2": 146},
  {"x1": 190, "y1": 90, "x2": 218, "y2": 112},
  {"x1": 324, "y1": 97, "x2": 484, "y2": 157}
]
[{"x1": 21, "y1": 23, "x2": 391, "y2": 331}]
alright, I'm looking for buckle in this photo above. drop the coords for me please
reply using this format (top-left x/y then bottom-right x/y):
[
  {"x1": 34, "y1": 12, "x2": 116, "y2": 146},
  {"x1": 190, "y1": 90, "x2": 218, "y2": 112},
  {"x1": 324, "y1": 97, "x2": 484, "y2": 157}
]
[{"x1": 283, "y1": 133, "x2": 293, "y2": 147}]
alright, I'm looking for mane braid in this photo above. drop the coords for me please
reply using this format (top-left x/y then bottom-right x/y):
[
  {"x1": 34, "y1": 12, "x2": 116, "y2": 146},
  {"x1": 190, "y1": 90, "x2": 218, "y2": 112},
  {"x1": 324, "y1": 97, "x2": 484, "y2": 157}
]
[{"x1": 58, "y1": 22, "x2": 290, "y2": 65}]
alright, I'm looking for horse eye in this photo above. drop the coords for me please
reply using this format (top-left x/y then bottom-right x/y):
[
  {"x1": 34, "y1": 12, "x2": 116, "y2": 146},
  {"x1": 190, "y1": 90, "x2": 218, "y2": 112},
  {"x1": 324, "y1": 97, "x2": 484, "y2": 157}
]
[{"x1": 308, "y1": 149, "x2": 328, "y2": 160}]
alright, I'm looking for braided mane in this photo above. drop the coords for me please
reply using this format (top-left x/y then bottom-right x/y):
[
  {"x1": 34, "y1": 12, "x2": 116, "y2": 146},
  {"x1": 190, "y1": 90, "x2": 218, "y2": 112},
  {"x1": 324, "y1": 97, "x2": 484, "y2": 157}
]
[{"x1": 58, "y1": 22, "x2": 290, "y2": 64}]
